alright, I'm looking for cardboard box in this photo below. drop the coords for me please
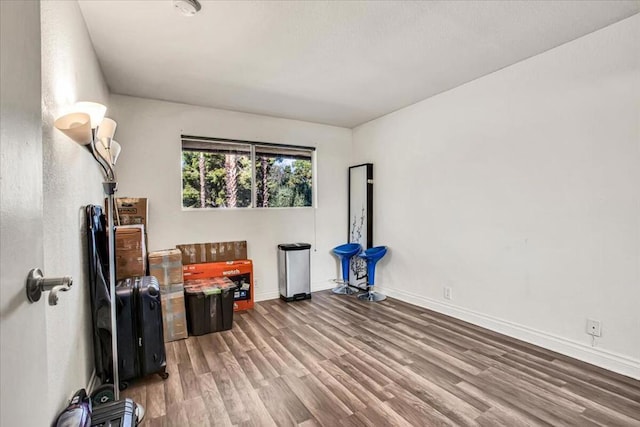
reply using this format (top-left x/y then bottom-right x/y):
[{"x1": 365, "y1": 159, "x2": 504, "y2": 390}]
[
  {"x1": 148, "y1": 249, "x2": 183, "y2": 288},
  {"x1": 106, "y1": 197, "x2": 148, "y2": 229},
  {"x1": 176, "y1": 241, "x2": 247, "y2": 265},
  {"x1": 115, "y1": 225, "x2": 146, "y2": 280},
  {"x1": 160, "y1": 288, "x2": 188, "y2": 342},
  {"x1": 183, "y1": 260, "x2": 254, "y2": 311}
]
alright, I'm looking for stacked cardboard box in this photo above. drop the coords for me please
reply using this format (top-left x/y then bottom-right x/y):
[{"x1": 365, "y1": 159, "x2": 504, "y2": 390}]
[
  {"x1": 149, "y1": 248, "x2": 183, "y2": 290},
  {"x1": 148, "y1": 249, "x2": 188, "y2": 342},
  {"x1": 107, "y1": 197, "x2": 148, "y2": 228},
  {"x1": 108, "y1": 197, "x2": 149, "y2": 250},
  {"x1": 115, "y1": 225, "x2": 146, "y2": 280},
  {"x1": 159, "y1": 291, "x2": 188, "y2": 342}
]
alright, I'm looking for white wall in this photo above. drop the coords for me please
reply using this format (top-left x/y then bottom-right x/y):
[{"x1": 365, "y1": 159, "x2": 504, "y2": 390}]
[
  {"x1": 110, "y1": 95, "x2": 352, "y2": 300},
  {"x1": 41, "y1": 0, "x2": 110, "y2": 417},
  {"x1": 353, "y1": 15, "x2": 640, "y2": 378},
  {"x1": 0, "y1": 1, "x2": 49, "y2": 426}
]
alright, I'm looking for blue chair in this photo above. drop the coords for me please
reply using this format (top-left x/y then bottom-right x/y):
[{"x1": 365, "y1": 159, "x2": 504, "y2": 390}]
[
  {"x1": 357, "y1": 246, "x2": 388, "y2": 302},
  {"x1": 332, "y1": 243, "x2": 362, "y2": 295}
]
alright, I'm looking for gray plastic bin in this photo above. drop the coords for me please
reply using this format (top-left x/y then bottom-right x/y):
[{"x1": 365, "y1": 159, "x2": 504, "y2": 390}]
[{"x1": 278, "y1": 243, "x2": 312, "y2": 302}]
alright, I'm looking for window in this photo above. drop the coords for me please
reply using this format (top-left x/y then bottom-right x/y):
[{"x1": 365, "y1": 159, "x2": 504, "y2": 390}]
[
  {"x1": 181, "y1": 135, "x2": 315, "y2": 209},
  {"x1": 255, "y1": 146, "x2": 313, "y2": 208}
]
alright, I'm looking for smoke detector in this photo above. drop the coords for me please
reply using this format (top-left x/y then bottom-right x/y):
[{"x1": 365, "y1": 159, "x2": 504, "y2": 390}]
[{"x1": 173, "y1": 0, "x2": 202, "y2": 17}]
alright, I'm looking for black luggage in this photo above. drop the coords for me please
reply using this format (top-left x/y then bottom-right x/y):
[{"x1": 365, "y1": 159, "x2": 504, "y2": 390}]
[
  {"x1": 116, "y1": 276, "x2": 168, "y2": 385},
  {"x1": 91, "y1": 398, "x2": 136, "y2": 427},
  {"x1": 86, "y1": 205, "x2": 169, "y2": 394}
]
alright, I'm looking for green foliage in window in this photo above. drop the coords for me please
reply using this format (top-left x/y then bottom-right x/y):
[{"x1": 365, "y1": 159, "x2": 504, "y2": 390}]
[
  {"x1": 256, "y1": 156, "x2": 312, "y2": 208},
  {"x1": 181, "y1": 151, "x2": 251, "y2": 208},
  {"x1": 182, "y1": 148, "x2": 312, "y2": 208}
]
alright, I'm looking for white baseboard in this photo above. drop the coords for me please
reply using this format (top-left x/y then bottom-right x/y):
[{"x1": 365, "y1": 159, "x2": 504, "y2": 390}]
[
  {"x1": 255, "y1": 281, "x2": 334, "y2": 302},
  {"x1": 255, "y1": 291, "x2": 280, "y2": 302},
  {"x1": 86, "y1": 369, "x2": 98, "y2": 394},
  {"x1": 379, "y1": 285, "x2": 640, "y2": 380},
  {"x1": 312, "y1": 281, "x2": 335, "y2": 292}
]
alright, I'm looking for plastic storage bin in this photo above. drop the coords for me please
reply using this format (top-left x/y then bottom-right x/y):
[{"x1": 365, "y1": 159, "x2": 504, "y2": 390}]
[
  {"x1": 278, "y1": 243, "x2": 312, "y2": 302},
  {"x1": 184, "y1": 277, "x2": 235, "y2": 335}
]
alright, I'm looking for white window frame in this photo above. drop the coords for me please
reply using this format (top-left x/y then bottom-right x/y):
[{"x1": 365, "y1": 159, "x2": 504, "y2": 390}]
[{"x1": 181, "y1": 135, "x2": 316, "y2": 209}]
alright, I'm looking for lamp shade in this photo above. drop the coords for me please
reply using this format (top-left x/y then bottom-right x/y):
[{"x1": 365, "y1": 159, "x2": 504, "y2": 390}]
[
  {"x1": 110, "y1": 140, "x2": 122, "y2": 165},
  {"x1": 75, "y1": 102, "x2": 107, "y2": 128},
  {"x1": 53, "y1": 112, "x2": 92, "y2": 145},
  {"x1": 97, "y1": 138, "x2": 121, "y2": 166},
  {"x1": 96, "y1": 118, "x2": 117, "y2": 141}
]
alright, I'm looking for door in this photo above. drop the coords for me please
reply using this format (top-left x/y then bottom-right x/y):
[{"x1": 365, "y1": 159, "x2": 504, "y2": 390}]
[{"x1": 0, "y1": 1, "x2": 50, "y2": 425}]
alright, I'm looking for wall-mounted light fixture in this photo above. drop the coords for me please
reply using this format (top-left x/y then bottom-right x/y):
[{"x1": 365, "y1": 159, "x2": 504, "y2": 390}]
[
  {"x1": 54, "y1": 101, "x2": 119, "y2": 183},
  {"x1": 53, "y1": 101, "x2": 123, "y2": 401}
]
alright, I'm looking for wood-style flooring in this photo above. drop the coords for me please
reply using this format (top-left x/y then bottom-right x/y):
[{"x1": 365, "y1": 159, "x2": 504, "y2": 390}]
[{"x1": 122, "y1": 290, "x2": 640, "y2": 426}]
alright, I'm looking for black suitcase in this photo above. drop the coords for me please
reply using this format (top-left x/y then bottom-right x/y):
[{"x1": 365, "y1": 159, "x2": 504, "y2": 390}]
[
  {"x1": 91, "y1": 398, "x2": 137, "y2": 426},
  {"x1": 116, "y1": 276, "x2": 168, "y2": 386}
]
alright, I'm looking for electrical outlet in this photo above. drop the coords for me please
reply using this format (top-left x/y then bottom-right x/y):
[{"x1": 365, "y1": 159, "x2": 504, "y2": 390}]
[
  {"x1": 586, "y1": 319, "x2": 602, "y2": 337},
  {"x1": 444, "y1": 287, "x2": 452, "y2": 300}
]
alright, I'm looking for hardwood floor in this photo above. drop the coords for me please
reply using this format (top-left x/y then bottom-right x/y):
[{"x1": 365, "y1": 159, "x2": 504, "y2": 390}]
[{"x1": 122, "y1": 290, "x2": 640, "y2": 426}]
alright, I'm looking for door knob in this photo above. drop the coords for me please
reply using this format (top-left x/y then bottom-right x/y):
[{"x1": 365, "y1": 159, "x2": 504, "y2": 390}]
[{"x1": 26, "y1": 268, "x2": 73, "y2": 306}]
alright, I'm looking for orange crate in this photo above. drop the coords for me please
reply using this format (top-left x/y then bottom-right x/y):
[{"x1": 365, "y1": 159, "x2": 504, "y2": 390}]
[{"x1": 183, "y1": 260, "x2": 254, "y2": 311}]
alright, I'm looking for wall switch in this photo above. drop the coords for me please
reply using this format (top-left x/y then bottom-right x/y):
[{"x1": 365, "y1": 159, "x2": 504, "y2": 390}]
[
  {"x1": 586, "y1": 319, "x2": 602, "y2": 337},
  {"x1": 444, "y1": 287, "x2": 452, "y2": 300}
]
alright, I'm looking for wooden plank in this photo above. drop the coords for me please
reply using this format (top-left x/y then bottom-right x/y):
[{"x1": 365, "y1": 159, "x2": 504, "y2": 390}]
[
  {"x1": 145, "y1": 379, "x2": 167, "y2": 419},
  {"x1": 382, "y1": 385, "x2": 457, "y2": 427},
  {"x1": 212, "y1": 366, "x2": 251, "y2": 425},
  {"x1": 217, "y1": 351, "x2": 278, "y2": 426},
  {"x1": 164, "y1": 359, "x2": 184, "y2": 404},
  {"x1": 196, "y1": 372, "x2": 233, "y2": 427},
  {"x1": 281, "y1": 373, "x2": 352, "y2": 426},
  {"x1": 182, "y1": 396, "x2": 212, "y2": 426},
  {"x1": 178, "y1": 361, "x2": 200, "y2": 400},
  {"x1": 185, "y1": 336, "x2": 209, "y2": 375},
  {"x1": 257, "y1": 376, "x2": 314, "y2": 426}
]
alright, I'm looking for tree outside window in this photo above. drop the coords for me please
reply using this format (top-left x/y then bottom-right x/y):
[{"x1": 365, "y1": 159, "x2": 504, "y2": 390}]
[{"x1": 181, "y1": 137, "x2": 314, "y2": 209}]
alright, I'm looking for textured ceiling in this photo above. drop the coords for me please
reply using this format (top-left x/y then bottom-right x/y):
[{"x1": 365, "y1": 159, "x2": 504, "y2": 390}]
[{"x1": 78, "y1": 1, "x2": 640, "y2": 128}]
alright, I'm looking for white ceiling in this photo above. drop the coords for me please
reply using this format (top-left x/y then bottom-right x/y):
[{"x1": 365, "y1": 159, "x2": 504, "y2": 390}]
[{"x1": 78, "y1": 1, "x2": 640, "y2": 128}]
